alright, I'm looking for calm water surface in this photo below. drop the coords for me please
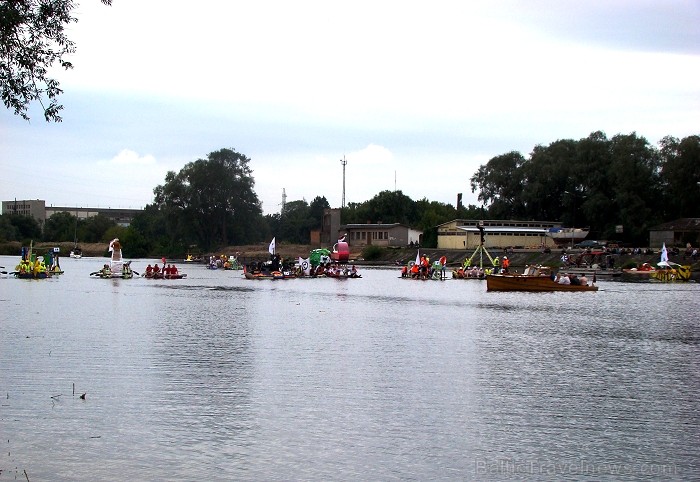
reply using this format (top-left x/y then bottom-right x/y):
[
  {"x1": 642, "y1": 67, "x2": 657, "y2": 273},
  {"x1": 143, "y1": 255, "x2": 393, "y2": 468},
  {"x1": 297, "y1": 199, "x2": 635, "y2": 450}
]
[{"x1": 1, "y1": 255, "x2": 698, "y2": 481}]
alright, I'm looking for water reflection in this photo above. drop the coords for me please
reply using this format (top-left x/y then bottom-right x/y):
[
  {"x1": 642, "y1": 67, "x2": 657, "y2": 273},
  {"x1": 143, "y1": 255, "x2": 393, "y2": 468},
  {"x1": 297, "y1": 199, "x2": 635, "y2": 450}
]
[{"x1": 1, "y1": 256, "x2": 698, "y2": 480}]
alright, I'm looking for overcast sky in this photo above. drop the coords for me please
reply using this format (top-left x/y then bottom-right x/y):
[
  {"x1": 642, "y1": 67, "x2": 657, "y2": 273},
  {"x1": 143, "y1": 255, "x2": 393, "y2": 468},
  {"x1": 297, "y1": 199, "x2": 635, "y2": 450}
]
[{"x1": 1, "y1": 0, "x2": 699, "y2": 215}]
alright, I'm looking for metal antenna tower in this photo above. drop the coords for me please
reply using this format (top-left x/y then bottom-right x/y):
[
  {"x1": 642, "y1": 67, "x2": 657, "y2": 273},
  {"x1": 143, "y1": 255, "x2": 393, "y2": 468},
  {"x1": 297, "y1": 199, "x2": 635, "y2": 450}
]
[
  {"x1": 340, "y1": 156, "x2": 347, "y2": 209},
  {"x1": 281, "y1": 188, "x2": 287, "y2": 211}
]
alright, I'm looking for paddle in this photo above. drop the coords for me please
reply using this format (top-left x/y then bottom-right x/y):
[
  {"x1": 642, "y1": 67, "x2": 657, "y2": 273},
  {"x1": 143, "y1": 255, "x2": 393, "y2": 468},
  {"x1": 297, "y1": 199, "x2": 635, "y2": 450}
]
[{"x1": 132, "y1": 270, "x2": 140, "y2": 276}]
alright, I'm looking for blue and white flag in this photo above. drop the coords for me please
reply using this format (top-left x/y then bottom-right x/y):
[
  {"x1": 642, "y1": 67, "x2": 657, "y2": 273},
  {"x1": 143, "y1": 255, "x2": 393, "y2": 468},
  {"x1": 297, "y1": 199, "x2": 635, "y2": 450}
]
[{"x1": 268, "y1": 237, "x2": 276, "y2": 255}]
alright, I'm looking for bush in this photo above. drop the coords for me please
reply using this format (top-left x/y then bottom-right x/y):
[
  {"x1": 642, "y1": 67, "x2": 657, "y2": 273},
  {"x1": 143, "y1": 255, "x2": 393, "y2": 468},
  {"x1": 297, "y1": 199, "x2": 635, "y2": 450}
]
[{"x1": 361, "y1": 245, "x2": 384, "y2": 261}]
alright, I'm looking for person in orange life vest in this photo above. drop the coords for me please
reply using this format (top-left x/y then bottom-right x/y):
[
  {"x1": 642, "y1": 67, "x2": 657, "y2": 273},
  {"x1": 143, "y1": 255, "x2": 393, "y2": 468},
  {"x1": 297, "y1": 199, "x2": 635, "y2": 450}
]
[
  {"x1": 502, "y1": 256, "x2": 510, "y2": 273},
  {"x1": 146, "y1": 264, "x2": 153, "y2": 277}
]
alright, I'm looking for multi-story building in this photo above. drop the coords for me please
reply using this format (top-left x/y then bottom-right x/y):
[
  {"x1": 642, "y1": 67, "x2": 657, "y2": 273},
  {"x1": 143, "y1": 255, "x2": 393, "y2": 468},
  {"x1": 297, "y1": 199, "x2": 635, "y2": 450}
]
[{"x1": 2, "y1": 199, "x2": 141, "y2": 227}]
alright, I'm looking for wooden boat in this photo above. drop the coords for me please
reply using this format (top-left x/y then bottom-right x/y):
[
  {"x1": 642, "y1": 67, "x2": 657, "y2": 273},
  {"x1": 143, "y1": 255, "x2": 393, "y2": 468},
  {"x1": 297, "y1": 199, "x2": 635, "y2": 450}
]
[{"x1": 486, "y1": 266, "x2": 598, "y2": 292}]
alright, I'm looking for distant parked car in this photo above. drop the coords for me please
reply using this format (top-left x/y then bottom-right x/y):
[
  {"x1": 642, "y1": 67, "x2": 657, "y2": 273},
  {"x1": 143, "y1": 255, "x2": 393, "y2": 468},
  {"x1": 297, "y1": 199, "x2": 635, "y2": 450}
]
[{"x1": 574, "y1": 240, "x2": 606, "y2": 249}]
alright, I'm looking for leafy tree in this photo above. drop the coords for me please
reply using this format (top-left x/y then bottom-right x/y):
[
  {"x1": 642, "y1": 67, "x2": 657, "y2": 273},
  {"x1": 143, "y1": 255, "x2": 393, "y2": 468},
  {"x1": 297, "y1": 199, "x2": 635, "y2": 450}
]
[
  {"x1": 278, "y1": 199, "x2": 312, "y2": 243},
  {"x1": 81, "y1": 214, "x2": 116, "y2": 243},
  {"x1": 0, "y1": 214, "x2": 20, "y2": 241},
  {"x1": 466, "y1": 130, "x2": 699, "y2": 246},
  {"x1": 126, "y1": 204, "x2": 168, "y2": 255},
  {"x1": 103, "y1": 225, "x2": 127, "y2": 244},
  {"x1": 572, "y1": 131, "x2": 613, "y2": 236},
  {"x1": 604, "y1": 132, "x2": 663, "y2": 242},
  {"x1": 0, "y1": 213, "x2": 41, "y2": 242},
  {"x1": 308, "y1": 196, "x2": 330, "y2": 229},
  {"x1": 470, "y1": 151, "x2": 526, "y2": 218},
  {"x1": 343, "y1": 190, "x2": 417, "y2": 225},
  {"x1": 154, "y1": 148, "x2": 263, "y2": 251},
  {"x1": 521, "y1": 139, "x2": 578, "y2": 222},
  {"x1": 415, "y1": 198, "x2": 457, "y2": 247},
  {"x1": 1, "y1": 0, "x2": 111, "y2": 122},
  {"x1": 120, "y1": 226, "x2": 151, "y2": 258},
  {"x1": 659, "y1": 135, "x2": 700, "y2": 218},
  {"x1": 43, "y1": 211, "x2": 78, "y2": 242}
]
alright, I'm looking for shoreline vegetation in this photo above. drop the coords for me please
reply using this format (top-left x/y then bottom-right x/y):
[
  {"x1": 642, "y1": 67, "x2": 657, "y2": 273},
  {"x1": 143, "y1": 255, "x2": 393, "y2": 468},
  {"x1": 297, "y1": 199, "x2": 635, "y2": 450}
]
[{"x1": 1, "y1": 241, "x2": 698, "y2": 276}]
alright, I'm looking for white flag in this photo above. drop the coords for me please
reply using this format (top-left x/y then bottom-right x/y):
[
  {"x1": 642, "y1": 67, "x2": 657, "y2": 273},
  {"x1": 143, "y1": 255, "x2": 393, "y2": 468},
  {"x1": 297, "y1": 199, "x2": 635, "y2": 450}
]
[
  {"x1": 660, "y1": 242, "x2": 669, "y2": 265},
  {"x1": 299, "y1": 257, "x2": 311, "y2": 275},
  {"x1": 415, "y1": 250, "x2": 420, "y2": 266},
  {"x1": 268, "y1": 237, "x2": 276, "y2": 255}
]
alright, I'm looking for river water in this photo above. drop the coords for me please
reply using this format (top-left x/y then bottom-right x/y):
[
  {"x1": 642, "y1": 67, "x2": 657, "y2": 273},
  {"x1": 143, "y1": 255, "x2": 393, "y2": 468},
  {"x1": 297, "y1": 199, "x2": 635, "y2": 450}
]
[{"x1": 1, "y1": 255, "x2": 698, "y2": 481}]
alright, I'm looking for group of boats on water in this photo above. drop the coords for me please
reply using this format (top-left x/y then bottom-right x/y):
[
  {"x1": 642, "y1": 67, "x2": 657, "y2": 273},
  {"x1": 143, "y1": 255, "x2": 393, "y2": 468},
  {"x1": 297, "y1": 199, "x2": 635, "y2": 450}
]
[
  {"x1": 6, "y1": 237, "x2": 694, "y2": 291},
  {"x1": 395, "y1": 241, "x2": 693, "y2": 292},
  {"x1": 243, "y1": 238, "x2": 361, "y2": 280}
]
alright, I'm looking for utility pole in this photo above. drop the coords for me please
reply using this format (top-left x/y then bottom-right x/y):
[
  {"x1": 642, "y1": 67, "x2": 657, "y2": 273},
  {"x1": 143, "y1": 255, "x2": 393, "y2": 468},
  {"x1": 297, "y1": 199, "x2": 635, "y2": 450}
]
[{"x1": 340, "y1": 156, "x2": 347, "y2": 209}]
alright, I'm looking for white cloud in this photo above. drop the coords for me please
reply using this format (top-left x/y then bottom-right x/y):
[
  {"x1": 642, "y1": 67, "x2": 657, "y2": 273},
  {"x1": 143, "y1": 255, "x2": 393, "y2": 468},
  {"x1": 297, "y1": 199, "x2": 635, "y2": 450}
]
[{"x1": 3, "y1": 1, "x2": 699, "y2": 217}]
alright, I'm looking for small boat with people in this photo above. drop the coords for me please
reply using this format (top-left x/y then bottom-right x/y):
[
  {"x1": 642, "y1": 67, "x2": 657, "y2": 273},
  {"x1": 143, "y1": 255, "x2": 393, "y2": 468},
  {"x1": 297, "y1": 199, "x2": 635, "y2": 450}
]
[
  {"x1": 207, "y1": 254, "x2": 242, "y2": 270},
  {"x1": 89, "y1": 238, "x2": 136, "y2": 279},
  {"x1": 486, "y1": 265, "x2": 599, "y2": 292},
  {"x1": 143, "y1": 259, "x2": 187, "y2": 279},
  {"x1": 400, "y1": 251, "x2": 447, "y2": 280}
]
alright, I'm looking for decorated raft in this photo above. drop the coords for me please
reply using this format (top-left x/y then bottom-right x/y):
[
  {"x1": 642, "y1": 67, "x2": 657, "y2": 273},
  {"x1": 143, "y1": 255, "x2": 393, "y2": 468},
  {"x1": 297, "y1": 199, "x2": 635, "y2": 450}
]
[
  {"x1": 90, "y1": 239, "x2": 136, "y2": 279},
  {"x1": 621, "y1": 243, "x2": 691, "y2": 282},
  {"x1": 243, "y1": 237, "x2": 297, "y2": 280},
  {"x1": 12, "y1": 244, "x2": 63, "y2": 279},
  {"x1": 296, "y1": 239, "x2": 361, "y2": 278}
]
